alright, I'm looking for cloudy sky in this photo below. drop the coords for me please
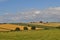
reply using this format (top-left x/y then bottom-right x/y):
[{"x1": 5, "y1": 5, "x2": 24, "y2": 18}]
[{"x1": 0, "y1": 0, "x2": 60, "y2": 23}]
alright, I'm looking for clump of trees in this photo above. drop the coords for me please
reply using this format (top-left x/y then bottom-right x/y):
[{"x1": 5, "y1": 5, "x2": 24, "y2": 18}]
[
  {"x1": 56, "y1": 26, "x2": 60, "y2": 29},
  {"x1": 31, "y1": 26, "x2": 36, "y2": 30},
  {"x1": 15, "y1": 27, "x2": 20, "y2": 31},
  {"x1": 24, "y1": 27, "x2": 28, "y2": 30},
  {"x1": 39, "y1": 21, "x2": 43, "y2": 23},
  {"x1": 44, "y1": 27, "x2": 49, "y2": 30}
]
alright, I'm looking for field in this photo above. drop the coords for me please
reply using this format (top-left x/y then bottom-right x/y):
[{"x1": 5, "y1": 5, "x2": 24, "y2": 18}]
[
  {"x1": 0, "y1": 23, "x2": 60, "y2": 40},
  {"x1": 0, "y1": 29, "x2": 60, "y2": 40},
  {"x1": 28, "y1": 22, "x2": 60, "y2": 27}
]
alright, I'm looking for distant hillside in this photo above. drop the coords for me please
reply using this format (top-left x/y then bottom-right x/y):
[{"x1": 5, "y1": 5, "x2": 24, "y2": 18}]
[
  {"x1": 0, "y1": 22, "x2": 60, "y2": 28},
  {"x1": 28, "y1": 22, "x2": 60, "y2": 27}
]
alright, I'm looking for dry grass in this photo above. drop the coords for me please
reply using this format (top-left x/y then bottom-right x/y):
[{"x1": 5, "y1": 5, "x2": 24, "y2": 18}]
[
  {"x1": 0, "y1": 24, "x2": 24, "y2": 31},
  {"x1": 29, "y1": 22, "x2": 60, "y2": 27}
]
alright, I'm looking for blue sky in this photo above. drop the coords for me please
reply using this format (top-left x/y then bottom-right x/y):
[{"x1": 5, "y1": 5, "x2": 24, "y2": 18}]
[
  {"x1": 0, "y1": 0, "x2": 60, "y2": 23},
  {"x1": 0, "y1": 0, "x2": 60, "y2": 13}
]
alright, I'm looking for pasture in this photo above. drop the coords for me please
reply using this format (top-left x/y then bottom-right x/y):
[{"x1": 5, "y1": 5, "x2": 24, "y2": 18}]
[
  {"x1": 28, "y1": 22, "x2": 60, "y2": 27},
  {"x1": 0, "y1": 23, "x2": 60, "y2": 40},
  {"x1": 0, "y1": 29, "x2": 60, "y2": 40}
]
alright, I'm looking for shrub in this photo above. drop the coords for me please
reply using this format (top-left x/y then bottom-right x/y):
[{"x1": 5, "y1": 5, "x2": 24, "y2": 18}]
[
  {"x1": 44, "y1": 27, "x2": 49, "y2": 30},
  {"x1": 24, "y1": 27, "x2": 28, "y2": 30},
  {"x1": 15, "y1": 27, "x2": 20, "y2": 31},
  {"x1": 39, "y1": 21, "x2": 43, "y2": 23},
  {"x1": 31, "y1": 26, "x2": 36, "y2": 30},
  {"x1": 56, "y1": 26, "x2": 60, "y2": 29},
  {"x1": 10, "y1": 30, "x2": 14, "y2": 31}
]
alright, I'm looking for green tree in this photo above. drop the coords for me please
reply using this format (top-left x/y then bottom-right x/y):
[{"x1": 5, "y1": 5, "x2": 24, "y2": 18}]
[
  {"x1": 31, "y1": 26, "x2": 36, "y2": 30},
  {"x1": 15, "y1": 27, "x2": 20, "y2": 31},
  {"x1": 24, "y1": 27, "x2": 28, "y2": 30}
]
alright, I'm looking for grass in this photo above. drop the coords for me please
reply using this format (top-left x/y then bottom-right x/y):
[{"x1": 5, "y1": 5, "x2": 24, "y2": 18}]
[
  {"x1": 0, "y1": 29, "x2": 60, "y2": 40},
  {"x1": 0, "y1": 23, "x2": 60, "y2": 40},
  {"x1": 0, "y1": 24, "x2": 25, "y2": 31},
  {"x1": 28, "y1": 22, "x2": 60, "y2": 27}
]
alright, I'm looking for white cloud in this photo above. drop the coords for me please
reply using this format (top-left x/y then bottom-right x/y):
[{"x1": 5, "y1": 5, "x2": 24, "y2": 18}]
[
  {"x1": 34, "y1": 11, "x2": 40, "y2": 14},
  {"x1": 0, "y1": 7, "x2": 60, "y2": 23},
  {"x1": 49, "y1": 7, "x2": 60, "y2": 10}
]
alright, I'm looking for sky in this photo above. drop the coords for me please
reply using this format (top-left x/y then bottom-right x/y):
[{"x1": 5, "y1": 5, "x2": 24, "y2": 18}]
[{"x1": 0, "y1": 0, "x2": 60, "y2": 23}]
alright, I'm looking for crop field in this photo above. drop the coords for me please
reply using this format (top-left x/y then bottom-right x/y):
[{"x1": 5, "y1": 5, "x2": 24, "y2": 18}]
[
  {"x1": 0, "y1": 24, "x2": 25, "y2": 31},
  {"x1": 0, "y1": 23, "x2": 60, "y2": 40},
  {"x1": 0, "y1": 29, "x2": 60, "y2": 40},
  {"x1": 28, "y1": 22, "x2": 60, "y2": 27}
]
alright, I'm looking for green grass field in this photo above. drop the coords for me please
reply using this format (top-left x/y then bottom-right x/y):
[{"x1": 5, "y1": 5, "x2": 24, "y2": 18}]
[{"x1": 0, "y1": 29, "x2": 60, "y2": 40}]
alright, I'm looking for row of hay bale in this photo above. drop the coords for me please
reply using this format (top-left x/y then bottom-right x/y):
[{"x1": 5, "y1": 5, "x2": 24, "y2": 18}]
[{"x1": 0, "y1": 24, "x2": 44, "y2": 31}]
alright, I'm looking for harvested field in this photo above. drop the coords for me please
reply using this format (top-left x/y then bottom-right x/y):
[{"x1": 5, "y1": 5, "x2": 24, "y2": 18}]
[
  {"x1": 0, "y1": 24, "x2": 24, "y2": 31},
  {"x1": 29, "y1": 22, "x2": 60, "y2": 27}
]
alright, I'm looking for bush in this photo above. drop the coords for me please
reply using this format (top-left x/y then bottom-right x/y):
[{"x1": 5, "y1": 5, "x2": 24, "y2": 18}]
[
  {"x1": 31, "y1": 26, "x2": 36, "y2": 30},
  {"x1": 15, "y1": 27, "x2": 20, "y2": 31},
  {"x1": 24, "y1": 27, "x2": 28, "y2": 30},
  {"x1": 56, "y1": 26, "x2": 60, "y2": 29},
  {"x1": 39, "y1": 21, "x2": 43, "y2": 23},
  {"x1": 44, "y1": 27, "x2": 49, "y2": 30}
]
